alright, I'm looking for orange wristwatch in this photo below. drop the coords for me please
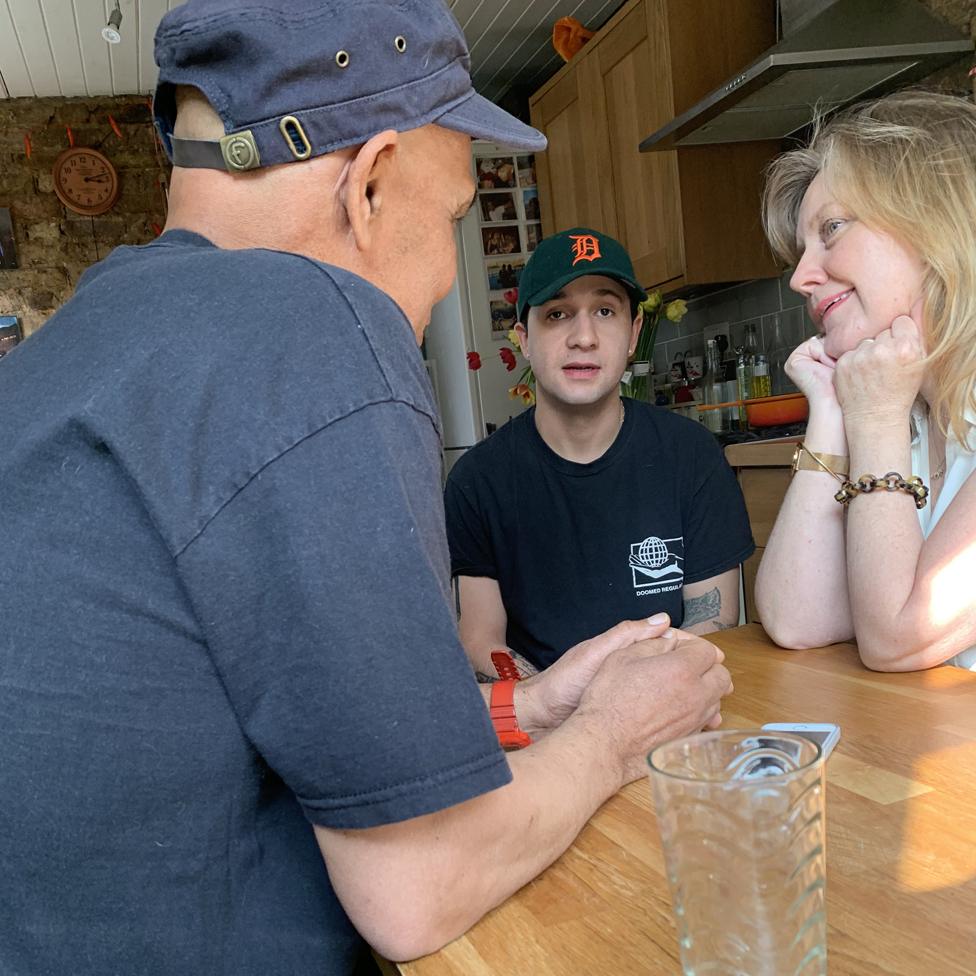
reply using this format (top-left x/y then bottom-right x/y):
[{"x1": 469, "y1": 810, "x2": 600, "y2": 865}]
[{"x1": 489, "y1": 650, "x2": 532, "y2": 751}]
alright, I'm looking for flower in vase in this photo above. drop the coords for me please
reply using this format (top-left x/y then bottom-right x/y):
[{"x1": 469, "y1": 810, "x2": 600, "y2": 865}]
[
  {"x1": 665, "y1": 299, "x2": 688, "y2": 322},
  {"x1": 509, "y1": 383, "x2": 535, "y2": 406},
  {"x1": 502, "y1": 327, "x2": 535, "y2": 400},
  {"x1": 625, "y1": 290, "x2": 689, "y2": 401}
]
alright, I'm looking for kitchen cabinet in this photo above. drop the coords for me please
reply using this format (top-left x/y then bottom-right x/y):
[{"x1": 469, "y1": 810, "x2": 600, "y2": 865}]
[
  {"x1": 527, "y1": 56, "x2": 612, "y2": 237},
  {"x1": 724, "y1": 438, "x2": 800, "y2": 623},
  {"x1": 530, "y1": 0, "x2": 782, "y2": 293}
]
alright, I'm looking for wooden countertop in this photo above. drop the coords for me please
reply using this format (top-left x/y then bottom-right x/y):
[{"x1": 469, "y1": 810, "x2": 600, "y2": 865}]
[{"x1": 394, "y1": 625, "x2": 976, "y2": 976}]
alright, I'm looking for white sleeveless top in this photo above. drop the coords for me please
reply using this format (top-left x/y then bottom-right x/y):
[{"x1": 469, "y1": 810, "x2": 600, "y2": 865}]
[{"x1": 910, "y1": 400, "x2": 976, "y2": 670}]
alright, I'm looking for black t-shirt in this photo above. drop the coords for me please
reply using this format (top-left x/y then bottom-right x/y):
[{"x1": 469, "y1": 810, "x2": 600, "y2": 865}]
[
  {"x1": 0, "y1": 231, "x2": 508, "y2": 975},
  {"x1": 445, "y1": 398, "x2": 755, "y2": 669}
]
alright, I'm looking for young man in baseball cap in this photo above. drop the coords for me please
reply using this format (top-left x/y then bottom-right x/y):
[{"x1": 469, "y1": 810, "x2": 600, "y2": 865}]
[
  {"x1": 446, "y1": 227, "x2": 754, "y2": 679},
  {"x1": 0, "y1": 6, "x2": 733, "y2": 974}
]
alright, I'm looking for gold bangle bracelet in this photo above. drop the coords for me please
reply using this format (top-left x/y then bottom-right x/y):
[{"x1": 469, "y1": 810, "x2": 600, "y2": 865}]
[{"x1": 791, "y1": 443, "x2": 849, "y2": 482}]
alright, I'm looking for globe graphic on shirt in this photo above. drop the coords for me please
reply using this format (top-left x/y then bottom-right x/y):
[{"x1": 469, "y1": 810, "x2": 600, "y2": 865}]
[{"x1": 636, "y1": 536, "x2": 670, "y2": 568}]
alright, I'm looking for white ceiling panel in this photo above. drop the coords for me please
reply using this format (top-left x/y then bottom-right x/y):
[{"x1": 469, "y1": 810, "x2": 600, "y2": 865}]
[
  {"x1": 0, "y1": 0, "x2": 621, "y2": 105},
  {"x1": 0, "y1": 2, "x2": 32, "y2": 97},
  {"x1": 107, "y1": 0, "x2": 141, "y2": 93},
  {"x1": 7, "y1": 0, "x2": 60, "y2": 96},
  {"x1": 137, "y1": 0, "x2": 169, "y2": 94},
  {"x1": 461, "y1": 0, "x2": 521, "y2": 49},
  {"x1": 41, "y1": 0, "x2": 87, "y2": 94},
  {"x1": 472, "y1": 0, "x2": 585, "y2": 99},
  {"x1": 469, "y1": 0, "x2": 548, "y2": 63},
  {"x1": 73, "y1": 0, "x2": 114, "y2": 94},
  {"x1": 448, "y1": 0, "x2": 485, "y2": 31},
  {"x1": 1, "y1": 0, "x2": 971, "y2": 107},
  {"x1": 464, "y1": 0, "x2": 619, "y2": 102},
  {"x1": 500, "y1": 0, "x2": 622, "y2": 100}
]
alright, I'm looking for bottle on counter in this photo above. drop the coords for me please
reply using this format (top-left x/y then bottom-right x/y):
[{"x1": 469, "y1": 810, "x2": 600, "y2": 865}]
[
  {"x1": 735, "y1": 323, "x2": 760, "y2": 426},
  {"x1": 751, "y1": 354, "x2": 771, "y2": 399},
  {"x1": 701, "y1": 339, "x2": 727, "y2": 433},
  {"x1": 714, "y1": 335, "x2": 741, "y2": 430}
]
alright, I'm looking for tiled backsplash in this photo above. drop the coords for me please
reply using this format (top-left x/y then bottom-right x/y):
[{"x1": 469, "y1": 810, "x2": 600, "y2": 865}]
[{"x1": 651, "y1": 270, "x2": 816, "y2": 384}]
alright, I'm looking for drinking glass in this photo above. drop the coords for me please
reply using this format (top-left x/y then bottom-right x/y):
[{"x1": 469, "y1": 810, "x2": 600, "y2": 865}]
[{"x1": 648, "y1": 730, "x2": 827, "y2": 976}]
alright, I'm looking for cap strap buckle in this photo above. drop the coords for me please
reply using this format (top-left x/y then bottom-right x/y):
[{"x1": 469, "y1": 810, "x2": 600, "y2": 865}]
[
  {"x1": 279, "y1": 116, "x2": 312, "y2": 161},
  {"x1": 219, "y1": 131, "x2": 261, "y2": 172}
]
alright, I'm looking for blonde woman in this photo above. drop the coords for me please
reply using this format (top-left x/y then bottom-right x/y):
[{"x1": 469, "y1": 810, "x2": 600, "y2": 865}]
[{"x1": 755, "y1": 90, "x2": 976, "y2": 671}]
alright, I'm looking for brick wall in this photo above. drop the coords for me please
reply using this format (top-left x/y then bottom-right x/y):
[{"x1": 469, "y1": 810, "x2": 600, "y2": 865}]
[{"x1": 0, "y1": 95, "x2": 170, "y2": 337}]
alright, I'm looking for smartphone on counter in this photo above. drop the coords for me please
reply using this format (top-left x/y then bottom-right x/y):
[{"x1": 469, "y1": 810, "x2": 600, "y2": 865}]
[{"x1": 762, "y1": 722, "x2": 841, "y2": 759}]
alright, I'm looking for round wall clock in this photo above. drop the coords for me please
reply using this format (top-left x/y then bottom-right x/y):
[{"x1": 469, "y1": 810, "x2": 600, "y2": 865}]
[{"x1": 52, "y1": 147, "x2": 120, "y2": 216}]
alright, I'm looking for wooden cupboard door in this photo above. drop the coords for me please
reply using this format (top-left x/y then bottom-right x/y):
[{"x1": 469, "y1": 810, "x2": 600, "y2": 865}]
[
  {"x1": 739, "y1": 467, "x2": 791, "y2": 546},
  {"x1": 678, "y1": 141, "x2": 780, "y2": 285},
  {"x1": 530, "y1": 57, "x2": 609, "y2": 237},
  {"x1": 597, "y1": 0, "x2": 683, "y2": 289},
  {"x1": 666, "y1": 0, "x2": 776, "y2": 113},
  {"x1": 738, "y1": 467, "x2": 791, "y2": 624}
]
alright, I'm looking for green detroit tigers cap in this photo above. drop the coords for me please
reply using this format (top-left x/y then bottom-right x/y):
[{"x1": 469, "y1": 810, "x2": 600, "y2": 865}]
[{"x1": 517, "y1": 227, "x2": 647, "y2": 324}]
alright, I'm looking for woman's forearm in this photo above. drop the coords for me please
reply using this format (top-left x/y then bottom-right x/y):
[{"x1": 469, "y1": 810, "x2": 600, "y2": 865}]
[
  {"x1": 844, "y1": 422, "x2": 930, "y2": 667},
  {"x1": 755, "y1": 406, "x2": 854, "y2": 647}
]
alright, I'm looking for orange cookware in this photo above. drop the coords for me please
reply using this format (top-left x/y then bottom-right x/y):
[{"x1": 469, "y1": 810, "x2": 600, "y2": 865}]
[{"x1": 744, "y1": 392, "x2": 809, "y2": 427}]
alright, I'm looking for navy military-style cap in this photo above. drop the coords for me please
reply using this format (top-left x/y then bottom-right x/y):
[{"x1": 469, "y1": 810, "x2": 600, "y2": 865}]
[{"x1": 153, "y1": 0, "x2": 546, "y2": 173}]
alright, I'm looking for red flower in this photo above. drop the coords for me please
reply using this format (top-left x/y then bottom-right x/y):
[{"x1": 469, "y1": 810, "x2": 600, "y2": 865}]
[
  {"x1": 466, "y1": 351, "x2": 482, "y2": 371},
  {"x1": 499, "y1": 347, "x2": 517, "y2": 372}
]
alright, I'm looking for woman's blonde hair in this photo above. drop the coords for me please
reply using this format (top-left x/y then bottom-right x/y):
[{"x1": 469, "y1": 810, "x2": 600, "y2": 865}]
[{"x1": 763, "y1": 90, "x2": 976, "y2": 444}]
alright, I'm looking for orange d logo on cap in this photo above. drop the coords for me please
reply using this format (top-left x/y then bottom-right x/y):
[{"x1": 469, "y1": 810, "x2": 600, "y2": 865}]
[{"x1": 569, "y1": 233, "x2": 601, "y2": 265}]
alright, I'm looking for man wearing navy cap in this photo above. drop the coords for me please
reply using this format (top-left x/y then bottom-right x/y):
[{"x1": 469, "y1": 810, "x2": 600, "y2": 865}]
[
  {"x1": 446, "y1": 227, "x2": 754, "y2": 679},
  {"x1": 0, "y1": 4, "x2": 731, "y2": 974}
]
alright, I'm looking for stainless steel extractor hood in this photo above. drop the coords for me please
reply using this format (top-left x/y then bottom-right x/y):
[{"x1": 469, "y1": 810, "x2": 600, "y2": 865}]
[{"x1": 640, "y1": 0, "x2": 973, "y2": 152}]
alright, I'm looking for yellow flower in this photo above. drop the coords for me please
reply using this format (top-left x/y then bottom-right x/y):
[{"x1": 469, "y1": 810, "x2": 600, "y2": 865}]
[
  {"x1": 507, "y1": 328, "x2": 521, "y2": 350},
  {"x1": 665, "y1": 299, "x2": 688, "y2": 322},
  {"x1": 640, "y1": 291, "x2": 662, "y2": 314},
  {"x1": 509, "y1": 383, "x2": 535, "y2": 406}
]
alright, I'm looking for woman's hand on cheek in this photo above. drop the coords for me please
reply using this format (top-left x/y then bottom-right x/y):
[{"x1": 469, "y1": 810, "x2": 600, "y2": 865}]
[
  {"x1": 785, "y1": 335, "x2": 840, "y2": 408},
  {"x1": 834, "y1": 302, "x2": 926, "y2": 430}
]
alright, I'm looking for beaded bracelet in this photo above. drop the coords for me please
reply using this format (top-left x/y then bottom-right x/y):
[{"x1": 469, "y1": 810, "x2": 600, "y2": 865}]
[{"x1": 834, "y1": 472, "x2": 929, "y2": 510}]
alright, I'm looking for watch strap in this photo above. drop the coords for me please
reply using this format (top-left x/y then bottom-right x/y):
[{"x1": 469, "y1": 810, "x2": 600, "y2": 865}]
[
  {"x1": 488, "y1": 650, "x2": 532, "y2": 750},
  {"x1": 491, "y1": 649, "x2": 522, "y2": 681},
  {"x1": 489, "y1": 680, "x2": 532, "y2": 750}
]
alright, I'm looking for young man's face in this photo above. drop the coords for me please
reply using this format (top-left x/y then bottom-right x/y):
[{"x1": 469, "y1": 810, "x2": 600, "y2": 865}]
[{"x1": 516, "y1": 275, "x2": 642, "y2": 409}]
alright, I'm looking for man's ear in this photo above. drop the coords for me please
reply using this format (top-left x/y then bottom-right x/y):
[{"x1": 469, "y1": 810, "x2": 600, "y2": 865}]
[
  {"x1": 340, "y1": 129, "x2": 399, "y2": 252},
  {"x1": 628, "y1": 308, "x2": 643, "y2": 357},
  {"x1": 514, "y1": 321, "x2": 529, "y2": 358}
]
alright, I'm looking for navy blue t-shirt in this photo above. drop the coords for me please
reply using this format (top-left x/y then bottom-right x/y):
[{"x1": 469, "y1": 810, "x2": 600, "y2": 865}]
[
  {"x1": 0, "y1": 231, "x2": 509, "y2": 975},
  {"x1": 445, "y1": 398, "x2": 755, "y2": 669}
]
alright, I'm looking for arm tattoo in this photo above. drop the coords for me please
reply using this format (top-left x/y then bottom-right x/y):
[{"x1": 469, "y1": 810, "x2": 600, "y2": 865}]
[
  {"x1": 512, "y1": 650, "x2": 540, "y2": 677},
  {"x1": 474, "y1": 648, "x2": 540, "y2": 682},
  {"x1": 683, "y1": 586, "x2": 726, "y2": 629}
]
